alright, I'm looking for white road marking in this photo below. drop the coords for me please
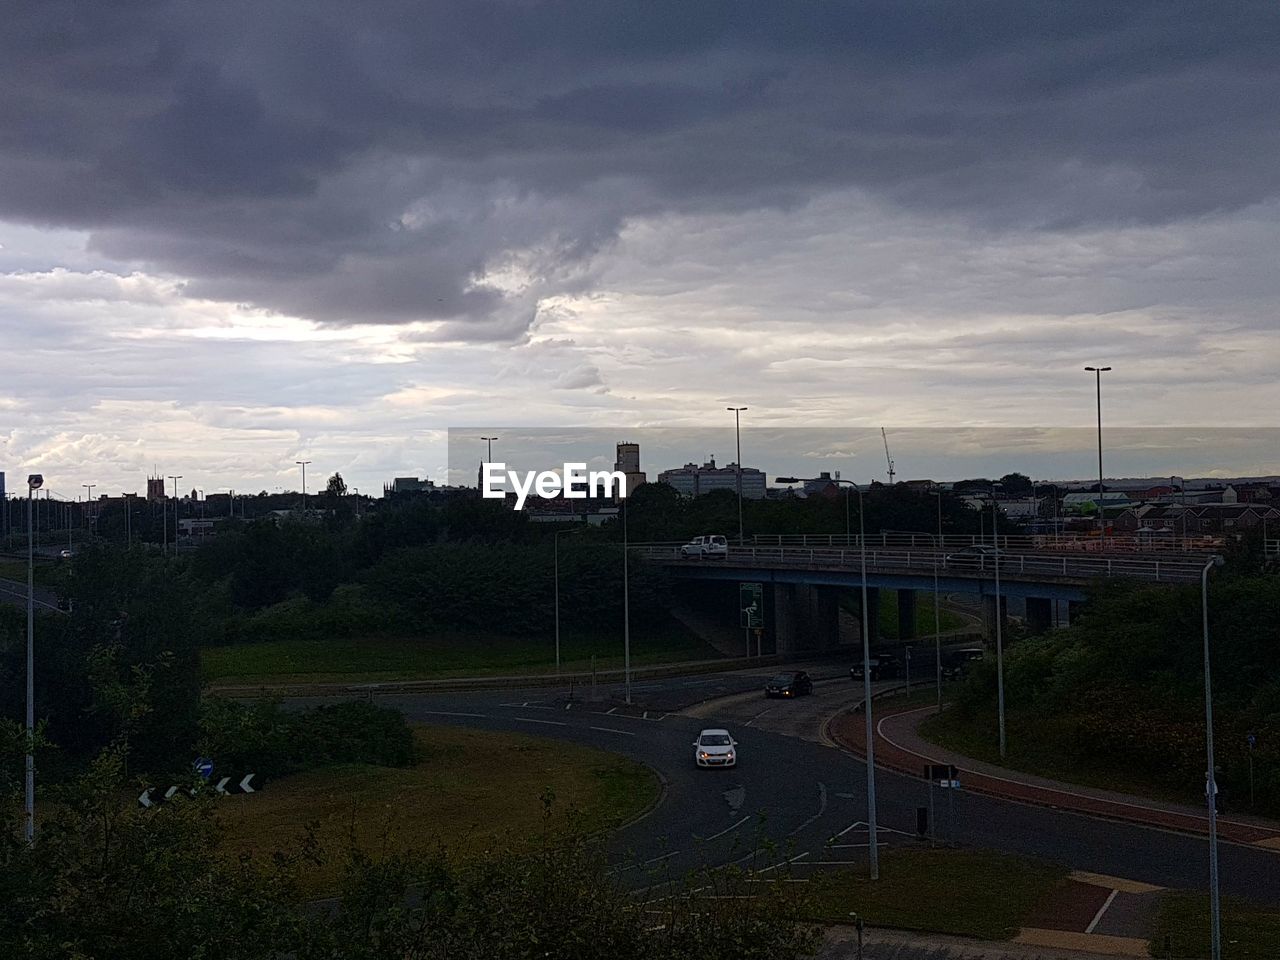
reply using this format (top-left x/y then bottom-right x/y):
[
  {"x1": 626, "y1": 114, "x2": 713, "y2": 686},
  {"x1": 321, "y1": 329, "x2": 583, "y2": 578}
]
[
  {"x1": 786, "y1": 782, "x2": 827, "y2": 838},
  {"x1": 758, "y1": 852, "x2": 810, "y2": 873},
  {"x1": 606, "y1": 707, "x2": 617, "y2": 715},
  {"x1": 1085, "y1": 889, "x2": 1120, "y2": 934},
  {"x1": 695, "y1": 815, "x2": 751, "y2": 842},
  {"x1": 589, "y1": 726, "x2": 636, "y2": 737},
  {"x1": 417, "y1": 710, "x2": 488, "y2": 719},
  {"x1": 514, "y1": 717, "x2": 567, "y2": 726},
  {"x1": 642, "y1": 851, "x2": 680, "y2": 866}
]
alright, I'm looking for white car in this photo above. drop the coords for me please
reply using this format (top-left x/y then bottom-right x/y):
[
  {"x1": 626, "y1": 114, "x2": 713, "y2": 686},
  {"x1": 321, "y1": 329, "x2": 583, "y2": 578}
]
[
  {"x1": 693, "y1": 728, "x2": 738, "y2": 768},
  {"x1": 680, "y1": 535, "x2": 729, "y2": 559}
]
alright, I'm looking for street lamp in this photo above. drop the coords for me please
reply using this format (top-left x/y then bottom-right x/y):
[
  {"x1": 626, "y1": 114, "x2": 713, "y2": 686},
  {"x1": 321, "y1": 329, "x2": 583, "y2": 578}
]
[
  {"x1": 622, "y1": 497, "x2": 632, "y2": 705},
  {"x1": 1084, "y1": 366, "x2": 1112, "y2": 544},
  {"x1": 932, "y1": 490, "x2": 944, "y2": 711},
  {"x1": 25, "y1": 473, "x2": 43, "y2": 844},
  {"x1": 1202, "y1": 554, "x2": 1226, "y2": 960},
  {"x1": 168, "y1": 476, "x2": 183, "y2": 553},
  {"x1": 82, "y1": 484, "x2": 95, "y2": 537},
  {"x1": 296, "y1": 461, "x2": 311, "y2": 514},
  {"x1": 480, "y1": 436, "x2": 498, "y2": 463},
  {"x1": 778, "y1": 475, "x2": 879, "y2": 880},
  {"x1": 990, "y1": 482, "x2": 1007, "y2": 760},
  {"x1": 726, "y1": 407, "x2": 747, "y2": 544},
  {"x1": 554, "y1": 523, "x2": 588, "y2": 675}
]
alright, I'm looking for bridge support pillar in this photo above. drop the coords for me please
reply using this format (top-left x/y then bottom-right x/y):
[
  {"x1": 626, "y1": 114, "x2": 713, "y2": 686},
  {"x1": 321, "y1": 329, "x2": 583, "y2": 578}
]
[
  {"x1": 772, "y1": 583, "x2": 798, "y2": 658},
  {"x1": 1025, "y1": 597, "x2": 1053, "y2": 634},
  {"x1": 897, "y1": 589, "x2": 917, "y2": 640},
  {"x1": 814, "y1": 586, "x2": 841, "y2": 651},
  {"x1": 1067, "y1": 600, "x2": 1084, "y2": 626},
  {"x1": 982, "y1": 595, "x2": 1008, "y2": 640}
]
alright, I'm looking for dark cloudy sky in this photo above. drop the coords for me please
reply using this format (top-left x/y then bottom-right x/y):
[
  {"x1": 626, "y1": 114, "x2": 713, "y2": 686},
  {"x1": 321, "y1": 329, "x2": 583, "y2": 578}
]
[{"x1": 2, "y1": 1, "x2": 1279, "y2": 497}]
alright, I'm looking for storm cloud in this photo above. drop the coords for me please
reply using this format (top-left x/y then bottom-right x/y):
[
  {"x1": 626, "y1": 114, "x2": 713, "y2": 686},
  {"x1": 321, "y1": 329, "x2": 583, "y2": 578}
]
[{"x1": 4, "y1": 1, "x2": 1280, "y2": 334}]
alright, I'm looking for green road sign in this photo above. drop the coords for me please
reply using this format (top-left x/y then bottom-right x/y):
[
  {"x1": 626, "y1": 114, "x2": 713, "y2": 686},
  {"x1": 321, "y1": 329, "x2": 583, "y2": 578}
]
[{"x1": 739, "y1": 582, "x2": 763, "y2": 629}]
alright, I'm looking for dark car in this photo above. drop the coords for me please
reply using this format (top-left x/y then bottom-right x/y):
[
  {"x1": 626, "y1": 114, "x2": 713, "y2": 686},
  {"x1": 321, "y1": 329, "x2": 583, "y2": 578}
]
[
  {"x1": 765, "y1": 671, "x2": 813, "y2": 698},
  {"x1": 941, "y1": 646, "x2": 985, "y2": 679},
  {"x1": 850, "y1": 654, "x2": 902, "y2": 682}
]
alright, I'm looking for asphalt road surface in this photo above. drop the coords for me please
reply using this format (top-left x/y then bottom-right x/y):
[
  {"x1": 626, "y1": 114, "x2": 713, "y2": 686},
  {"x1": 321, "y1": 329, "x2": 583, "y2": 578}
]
[
  {"x1": 291, "y1": 665, "x2": 1280, "y2": 903},
  {"x1": 0, "y1": 576, "x2": 59, "y2": 613}
]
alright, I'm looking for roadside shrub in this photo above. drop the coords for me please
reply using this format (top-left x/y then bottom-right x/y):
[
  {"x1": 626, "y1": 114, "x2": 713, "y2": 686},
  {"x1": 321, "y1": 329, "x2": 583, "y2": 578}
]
[{"x1": 197, "y1": 698, "x2": 417, "y2": 779}]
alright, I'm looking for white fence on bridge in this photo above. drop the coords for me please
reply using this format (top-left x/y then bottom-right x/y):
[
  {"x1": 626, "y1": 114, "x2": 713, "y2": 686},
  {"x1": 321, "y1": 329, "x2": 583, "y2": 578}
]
[
  {"x1": 632, "y1": 543, "x2": 1209, "y2": 584},
  {"x1": 750, "y1": 531, "x2": 1225, "y2": 555}
]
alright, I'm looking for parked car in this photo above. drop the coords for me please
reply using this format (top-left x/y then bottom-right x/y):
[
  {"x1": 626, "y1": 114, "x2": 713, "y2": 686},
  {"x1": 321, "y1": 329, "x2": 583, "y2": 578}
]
[
  {"x1": 681, "y1": 534, "x2": 729, "y2": 559},
  {"x1": 850, "y1": 654, "x2": 902, "y2": 682},
  {"x1": 693, "y1": 729, "x2": 738, "y2": 768},
  {"x1": 765, "y1": 671, "x2": 813, "y2": 698}
]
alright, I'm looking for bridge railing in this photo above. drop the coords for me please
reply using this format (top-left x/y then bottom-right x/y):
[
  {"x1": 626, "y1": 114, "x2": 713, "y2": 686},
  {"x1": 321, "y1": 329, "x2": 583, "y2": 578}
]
[
  {"x1": 632, "y1": 544, "x2": 1206, "y2": 584},
  {"x1": 749, "y1": 532, "x2": 1222, "y2": 556},
  {"x1": 1267, "y1": 538, "x2": 1280, "y2": 560}
]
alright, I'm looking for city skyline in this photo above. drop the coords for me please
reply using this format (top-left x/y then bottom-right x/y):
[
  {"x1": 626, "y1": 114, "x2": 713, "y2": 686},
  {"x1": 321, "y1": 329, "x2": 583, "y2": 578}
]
[{"x1": 3, "y1": 5, "x2": 1280, "y2": 499}]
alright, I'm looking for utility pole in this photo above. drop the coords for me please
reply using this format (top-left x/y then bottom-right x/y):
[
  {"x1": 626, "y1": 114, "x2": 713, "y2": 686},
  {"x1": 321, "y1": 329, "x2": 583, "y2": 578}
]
[
  {"x1": 1084, "y1": 366, "x2": 1111, "y2": 544},
  {"x1": 727, "y1": 407, "x2": 747, "y2": 544},
  {"x1": 168, "y1": 476, "x2": 183, "y2": 553},
  {"x1": 295, "y1": 461, "x2": 311, "y2": 514},
  {"x1": 25, "y1": 473, "x2": 43, "y2": 844}
]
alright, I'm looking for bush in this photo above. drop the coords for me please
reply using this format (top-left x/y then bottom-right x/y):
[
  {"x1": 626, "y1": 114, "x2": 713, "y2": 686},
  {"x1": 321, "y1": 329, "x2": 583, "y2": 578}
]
[{"x1": 197, "y1": 698, "x2": 417, "y2": 780}]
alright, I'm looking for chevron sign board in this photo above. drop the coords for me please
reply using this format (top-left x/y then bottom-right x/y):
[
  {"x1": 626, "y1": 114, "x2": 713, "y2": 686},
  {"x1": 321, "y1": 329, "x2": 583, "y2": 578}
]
[{"x1": 138, "y1": 773, "x2": 261, "y2": 808}]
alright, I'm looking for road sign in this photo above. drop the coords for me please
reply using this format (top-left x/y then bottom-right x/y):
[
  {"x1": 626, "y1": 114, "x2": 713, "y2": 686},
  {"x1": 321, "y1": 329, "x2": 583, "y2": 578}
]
[
  {"x1": 137, "y1": 772, "x2": 261, "y2": 808},
  {"x1": 193, "y1": 757, "x2": 214, "y2": 780},
  {"x1": 739, "y1": 582, "x2": 763, "y2": 629},
  {"x1": 925, "y1": 763, "x2": 960, "y2": 788},
  {"x1": 1247, "y1": 733, "x2": 1257, "y2": 749}
]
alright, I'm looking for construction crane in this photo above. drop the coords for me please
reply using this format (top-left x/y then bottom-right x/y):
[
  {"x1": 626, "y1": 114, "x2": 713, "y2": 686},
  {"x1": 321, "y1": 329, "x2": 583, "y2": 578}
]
[{"x1": 881, "y1": 428, "x2": 896, "y2": 485}]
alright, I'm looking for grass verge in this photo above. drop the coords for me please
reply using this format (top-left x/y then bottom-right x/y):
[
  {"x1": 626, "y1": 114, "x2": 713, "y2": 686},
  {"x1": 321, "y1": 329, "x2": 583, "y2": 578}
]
[
  {"x1": 919, "y1": 705, "x2": 1198, "y2": 805},
  {"x1": 1152, "y1": 892, "x2": 1280, "y2": 959},
  {"x1": 201, "y1": 627, "x2": 721, "y2": 683},
  {"x1": 803, "y1": 847, "x2": 1069, "y2": 940},
  {"x1": 216, "y1": 724, "x2": 658, "y2": 891}
]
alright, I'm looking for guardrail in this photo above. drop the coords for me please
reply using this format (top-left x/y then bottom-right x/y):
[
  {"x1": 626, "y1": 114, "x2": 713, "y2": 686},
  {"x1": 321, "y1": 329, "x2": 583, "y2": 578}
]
[
  {"x1": 1266, "y1": 538, "x2": 1279, "y2": 560},
  {"x1": 633, "y1": 544, "x2": 1207, "y2": 584},
  {"x1": 750, "y1": 532, "x2": 1223, "y2": 555}
]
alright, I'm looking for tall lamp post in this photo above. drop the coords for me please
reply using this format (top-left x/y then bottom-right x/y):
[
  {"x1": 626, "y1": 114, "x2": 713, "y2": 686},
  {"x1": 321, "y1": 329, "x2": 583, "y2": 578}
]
[
  {"x1": 1084, "y1": 366, "x2": 1111, "y2": 544},
  {"x1": 622, "y1": 497, "x2": 631, "y2": 705},
  {"x1": 554, "y1": 523, "x2": 587, "y2": 675},
  {"x1": 295, "y1": 460, "x2": 311, "y2": 514},
  {"x1": 779, "y1": 475, "x2": 879, "y2": 880},
  {"x1": 82, "y1": 484, "x2": 95, "y2": 538},
  {"x1": 25, "y1": 473, "x2": 43, "y2": 844},
  {"x1": 480, "y1": 436, "x2": 498, "y2": 464},
  {"x1": 990, "y1": 482, "x2": 1007, "y2": 760},
  {"x1": 727, "y1": 407, "x2": 747, "y2": 544},
  {"x1": 1202, "y1": 554, "x2": 1226, "y2": 960},
  {"x1": 168, "y1": 476, "x2": 183, "y2": 553},
  {"x1": 932, "y1": 490, "x2": 944, "y2": 711}
]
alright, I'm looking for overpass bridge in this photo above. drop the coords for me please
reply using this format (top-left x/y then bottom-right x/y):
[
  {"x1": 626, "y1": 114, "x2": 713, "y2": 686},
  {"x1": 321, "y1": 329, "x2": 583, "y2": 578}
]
[{"x1": 634, "y1": 534, "x2": 1215, "y2": 658}]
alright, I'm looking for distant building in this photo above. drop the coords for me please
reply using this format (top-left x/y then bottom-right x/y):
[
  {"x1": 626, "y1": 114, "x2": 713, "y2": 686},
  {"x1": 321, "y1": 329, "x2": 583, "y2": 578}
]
[
  {"x1": 384, "y1": 477, "x2": 436, "y2": 497},
  {"x1": 0, "y1": 471, "x2": 5, "y2": 505},
  {"x1": 614, "y1": 442, "x2": 646, "y2": 497},
  {"x1": 146, "y1": 476, "x2": 166, "y2": 501},
  {"x1": 658, "y1": 458, "x2": 766, "y2": 499}
]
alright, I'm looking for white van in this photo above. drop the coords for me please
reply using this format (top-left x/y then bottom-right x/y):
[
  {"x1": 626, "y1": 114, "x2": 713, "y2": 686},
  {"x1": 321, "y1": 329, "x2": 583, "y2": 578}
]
[{"x1": 680, "y1": 535, "x2": 729, "y2": 559}]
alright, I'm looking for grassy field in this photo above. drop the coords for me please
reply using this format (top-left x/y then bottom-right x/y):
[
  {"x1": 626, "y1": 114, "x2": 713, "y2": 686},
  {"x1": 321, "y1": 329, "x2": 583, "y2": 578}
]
[
  {"x1": 919, "y1": 705, "x2": 1197, "y2": 805},
  {"x1": 838, "y1": 592, "x2": 973, "y2": 638},
  {"x1": 803, "y1": 847, "x2": 1069, "y2": 940},
  {"x1": 1151, "y1": 892, "x2": 1280, "y2": 959},
  {"x1": 216, "y1": 725, "x2": 658, "y2": 891},
  {"x1": 0, "y1": 560, "x2": 60, "y2": 587},
  {"x1": 202, "y1": 627, "x2": 722, "y2": 683}
]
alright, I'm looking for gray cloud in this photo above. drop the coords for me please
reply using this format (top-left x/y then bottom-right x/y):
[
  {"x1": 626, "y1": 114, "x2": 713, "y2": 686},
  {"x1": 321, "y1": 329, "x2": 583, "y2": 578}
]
[{"x1": 4, "y1": 2, "x2": 1280, "y2": 337}]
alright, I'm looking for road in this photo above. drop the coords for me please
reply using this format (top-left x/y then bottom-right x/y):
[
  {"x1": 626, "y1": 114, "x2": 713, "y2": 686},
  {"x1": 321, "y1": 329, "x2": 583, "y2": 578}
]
[
  {"x1": 299, "y1": 665, "x2": 1280, "y2": 903},
  {"x1": 0, "y1": 576, "x2": 60, "y2": 613}
]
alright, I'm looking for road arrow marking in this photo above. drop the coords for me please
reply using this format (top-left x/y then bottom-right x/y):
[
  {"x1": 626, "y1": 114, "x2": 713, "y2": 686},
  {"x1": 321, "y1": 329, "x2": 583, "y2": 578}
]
[{"x1": 238, "y1": 774, "x2": 255, "y2": 793}]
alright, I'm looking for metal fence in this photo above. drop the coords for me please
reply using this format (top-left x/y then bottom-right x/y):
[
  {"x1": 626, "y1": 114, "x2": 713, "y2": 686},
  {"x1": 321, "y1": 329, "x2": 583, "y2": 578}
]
[
  {"x1": 749, "y1": 531, "x2": 1223, "y2": 555},
  {"x1": 632, "y1": 543, "x2": 1207, "y2": 584}
]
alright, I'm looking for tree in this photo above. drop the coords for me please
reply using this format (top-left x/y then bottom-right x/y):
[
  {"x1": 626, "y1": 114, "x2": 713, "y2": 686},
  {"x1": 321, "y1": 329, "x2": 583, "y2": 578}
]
[{"x1": 326, "y1": 472, "x2": 348, "y2": 498}]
